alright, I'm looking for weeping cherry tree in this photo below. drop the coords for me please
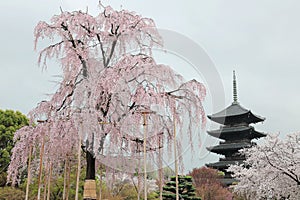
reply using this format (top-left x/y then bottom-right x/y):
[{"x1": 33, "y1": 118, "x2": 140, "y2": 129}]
[{"x1": 8, "y1": 4, "x2": 206, "y2": 199}]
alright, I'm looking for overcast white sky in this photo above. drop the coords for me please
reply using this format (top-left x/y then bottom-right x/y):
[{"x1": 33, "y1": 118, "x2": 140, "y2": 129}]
[{"x1": 1, "y1": 0, "x2": 300, "y2": 170}]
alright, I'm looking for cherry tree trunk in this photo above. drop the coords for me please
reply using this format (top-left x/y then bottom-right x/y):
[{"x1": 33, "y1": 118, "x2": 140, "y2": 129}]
[
  {"x1": 86, "y1": 151, "x2": 95, "y2": 180},
  {"x1": 83, "y1": 151, "x2": 97, "y2": 200}
]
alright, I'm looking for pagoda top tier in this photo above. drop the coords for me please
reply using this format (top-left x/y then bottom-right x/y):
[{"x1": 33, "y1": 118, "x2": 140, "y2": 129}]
[
  {"x1": 208, "y1": 71, "x2": 265, "y2": 125},
  {"x1": 207, "y1": 102, "x2": 265, "y2": 125}
]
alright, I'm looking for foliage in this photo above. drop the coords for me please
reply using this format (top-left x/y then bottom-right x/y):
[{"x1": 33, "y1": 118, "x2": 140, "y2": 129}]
[
  {"x1": 0, "y1": 172, "x2": 7, "y2": 187},
  {"x1": 94, "y1": 180, "x2": 136, "y2": 200},
  {"x1": 0, "y1": 109, "x2": 29, "y2": 186},
  {"x1": 162, "y1": 175, "x2": 201, "y2": 200},
  {"x1": 228, "y1": 132, "x2": 300, "y2": 199},
  {"x1": 18, "y1": 161, "x2": 159, "y2": 200},
  {"x1": 19, "y1": 162, "x2": 85, "y2": 200},
  {"x1": 112, "y1": 182, "x2": 137, "y2": 200},
  {"x1": 231, "y1": 193, "x2": 250, "y2": 200},
  {"x1": 163, "y1": 167, "x2": 176, "y2": 181},
  {"x1": 0, "y1": 186, "x2": 30, "y2": 200},
  {"x1": 189, "y1": 167, "x2": 222, "y2": 186},
  {"x1": 146, "y1": 166, "x2": 175, "y2": 181},
  {"x1": 148, "y1": 191, "x2": 160, "y2": 200},
  {"x1": 188, "y1": 167, "x2": 233, "y2": 200}
]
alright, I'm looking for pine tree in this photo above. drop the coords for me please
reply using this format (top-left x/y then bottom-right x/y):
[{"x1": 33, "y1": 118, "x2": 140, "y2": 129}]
[{"x1": 162, "y1": 175, "x2": 201, "y2": 200}]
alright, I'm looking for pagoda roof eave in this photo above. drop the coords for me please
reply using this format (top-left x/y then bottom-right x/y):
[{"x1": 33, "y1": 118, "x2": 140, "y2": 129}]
[
  {"x1": 207, "y1": 103, "x2": 265, "y2": 125},
  {"x1": 220, "y1": 178, "x2": 238, "y2": 186},
  {"x1": 207, "y1": 142, "x2": 252, "y2": 154},
  {"x1": 207, "y1": 126, "x2": 267, "y2": 139},
  {"x1": 206, "y1": 160, "x2": 244, "y2": 168}
]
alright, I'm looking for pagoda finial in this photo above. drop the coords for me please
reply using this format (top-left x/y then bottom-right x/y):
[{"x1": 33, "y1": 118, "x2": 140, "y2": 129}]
[{"x1": 233, "y1": 70, "x2": 238, "y2": 103}]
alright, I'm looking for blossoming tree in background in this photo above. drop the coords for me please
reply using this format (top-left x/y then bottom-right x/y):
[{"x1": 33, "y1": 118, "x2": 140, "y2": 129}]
[
  {"x1": 8, "y1": 4, "x2": 206, "y2": 199},
  {"x1": 228, "y1": 132, "x2": 300, "y2": 199}
]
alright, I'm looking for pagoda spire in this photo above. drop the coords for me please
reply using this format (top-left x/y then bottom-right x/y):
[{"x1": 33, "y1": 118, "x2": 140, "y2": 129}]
[{"x1": 233, "y1": 70, "x2": 238, "y2": 103}]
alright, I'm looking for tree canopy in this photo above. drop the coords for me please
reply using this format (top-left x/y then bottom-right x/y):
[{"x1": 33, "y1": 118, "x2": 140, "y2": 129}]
[
  {"x1": 228, "y1": 132, "x2": 300, "y2": 199},
  {"x1": 162, "y1": 175, "x2": 201, "y2": 200},
  {"x1": 0, "y1": 109, "x2": 29, "y2": 186},
  {"x1": 188, "y1": 167, "x2": 233, "y2": 200}
]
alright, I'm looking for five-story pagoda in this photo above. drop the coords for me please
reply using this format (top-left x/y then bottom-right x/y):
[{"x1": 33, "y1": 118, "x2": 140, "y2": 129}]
[{"x1": 206, "y1": 71, "x2": 266, "y2": 186}]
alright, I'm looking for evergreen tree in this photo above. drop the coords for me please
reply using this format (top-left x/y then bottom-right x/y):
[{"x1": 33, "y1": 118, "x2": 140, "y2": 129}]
[
  {"x1": 0, "y1": 109, "x2": 29, "y2": 186},
  {"x1": 162, "y1": 175, "x2": 201, "y2": 200}
]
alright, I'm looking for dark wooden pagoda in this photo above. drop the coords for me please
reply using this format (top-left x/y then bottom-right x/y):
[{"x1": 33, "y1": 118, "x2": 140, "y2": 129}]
[{"x1": 206, "y1": 71, "x2": 266, "y2": 186}]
